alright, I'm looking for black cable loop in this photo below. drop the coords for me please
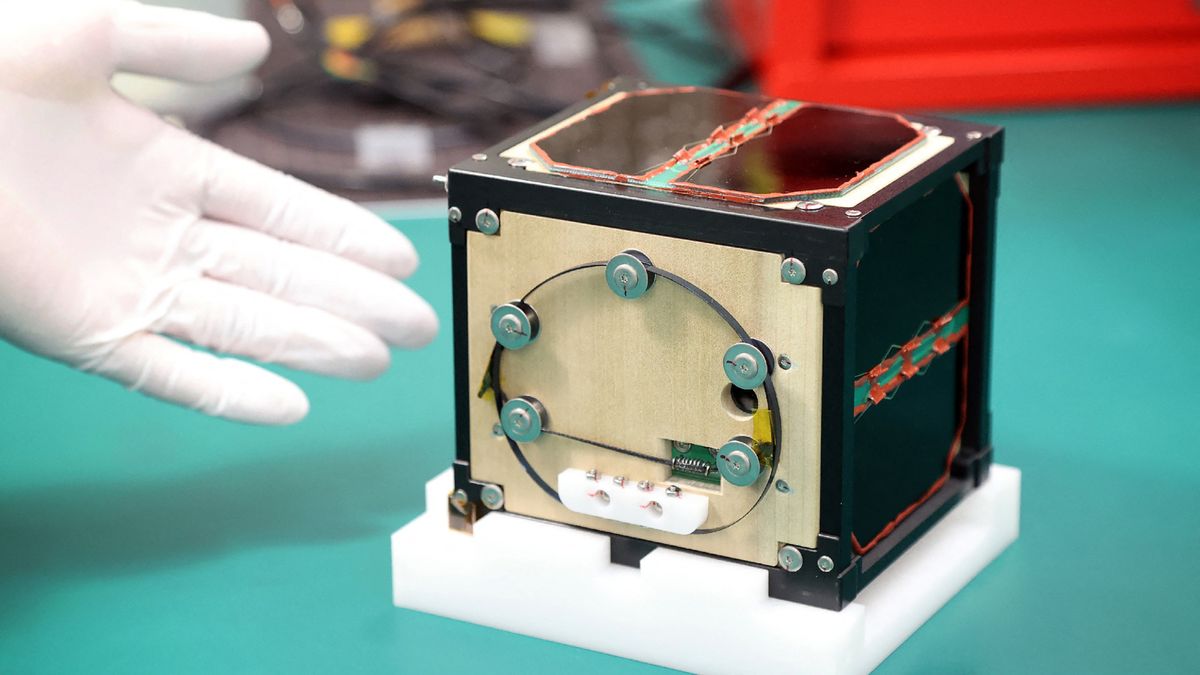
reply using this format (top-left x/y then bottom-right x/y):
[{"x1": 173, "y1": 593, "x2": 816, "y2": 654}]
[{"x1": 488, "y1": 260, "x2": 782, "y2": 535}]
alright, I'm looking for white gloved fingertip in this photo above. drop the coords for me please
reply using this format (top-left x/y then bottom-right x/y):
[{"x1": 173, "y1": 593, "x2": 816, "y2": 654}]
[
  {"x1": 235, "y1": 374, "x2": 310, "y2": 425},
  {"x1": 339, "y1": 333, "x2": 392, "y2": 381},
  {"x1": 112, "y1": 2, "x2": 270, "y2": 82},
  {"x1": 390, "y1": 297, "x2": 439, "y2": 349}
]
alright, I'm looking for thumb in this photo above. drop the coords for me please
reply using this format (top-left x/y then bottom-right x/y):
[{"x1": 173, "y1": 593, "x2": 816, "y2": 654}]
[{"x1": 111, "y1": 1, "x2": 270, "y2": 83}]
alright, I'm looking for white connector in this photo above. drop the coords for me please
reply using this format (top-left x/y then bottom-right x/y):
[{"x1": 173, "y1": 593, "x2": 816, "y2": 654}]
[{"x1": 557, "y1": 468, "x2": 710, "y2": 535}]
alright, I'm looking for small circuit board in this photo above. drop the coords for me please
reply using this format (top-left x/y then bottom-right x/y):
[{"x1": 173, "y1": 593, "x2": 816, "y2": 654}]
[{"x1": 669, "y1": 441, "x2": 720, "y2": 485}]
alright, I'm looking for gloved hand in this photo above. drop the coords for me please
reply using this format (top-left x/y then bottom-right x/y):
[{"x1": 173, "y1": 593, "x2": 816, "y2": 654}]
[{"x1": 0, "y1": 1, "x2": 438, "y2": 424}]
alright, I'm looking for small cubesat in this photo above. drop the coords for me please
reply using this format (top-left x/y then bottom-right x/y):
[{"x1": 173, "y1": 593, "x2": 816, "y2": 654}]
[{"x1": 444, "y1": 80, "x2": 1002, "y2": 609}]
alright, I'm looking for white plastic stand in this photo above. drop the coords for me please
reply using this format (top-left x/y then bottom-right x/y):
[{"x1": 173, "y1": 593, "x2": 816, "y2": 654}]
[{"x1": 392, "y1": 466, "x2": 1020, "y2": 674}]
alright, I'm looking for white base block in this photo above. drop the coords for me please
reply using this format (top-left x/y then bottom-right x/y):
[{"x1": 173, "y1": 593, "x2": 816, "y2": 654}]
[{"x1": 392, "y1": 466, "x2": 1021, "y2": 674}]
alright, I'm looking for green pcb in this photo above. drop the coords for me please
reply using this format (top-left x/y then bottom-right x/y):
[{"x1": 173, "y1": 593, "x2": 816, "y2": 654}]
[{"x1": 670, "y1": 442, "x2": 720, "y2": 485}]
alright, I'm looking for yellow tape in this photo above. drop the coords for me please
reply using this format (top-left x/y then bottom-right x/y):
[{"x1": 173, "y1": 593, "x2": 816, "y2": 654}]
[{"x1": 752, "y1": 408, "x2": 773, "y2": 445}]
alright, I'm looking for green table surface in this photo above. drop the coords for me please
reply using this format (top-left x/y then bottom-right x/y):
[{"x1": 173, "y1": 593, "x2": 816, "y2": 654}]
[{"x1": 3, "y1": 101, "x2": 1199, "y2": 673}]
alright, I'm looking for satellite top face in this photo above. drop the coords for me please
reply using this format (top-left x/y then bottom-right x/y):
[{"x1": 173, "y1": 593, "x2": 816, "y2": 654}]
[{"x1": 505, "y1": 86, "x2": 926, "y2": 205}]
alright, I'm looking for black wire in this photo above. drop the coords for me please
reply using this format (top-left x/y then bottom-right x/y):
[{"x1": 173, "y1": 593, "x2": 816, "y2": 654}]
[
  {"x1": 542, "y1": 429, "x2": 673, "y2": 467},
  {"x1": 486, "y1": 260, "x2": 782, "y2": 536}
]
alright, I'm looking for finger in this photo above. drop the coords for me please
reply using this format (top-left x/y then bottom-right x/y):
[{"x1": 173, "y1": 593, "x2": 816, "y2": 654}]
[
  {"x1": 111, "y1": 1, "x2": 269, "y2": 82},
  {"x1": 92, "y1": 332, "x2": 309, "y2": 425},
  {"x1": 153, "y1": 277, "x2": 391, "y2": 380},
  {"x1": 183, "y1": 219, "x2": 438, "y2": 348},
  {"x1": 199, "y1": 143, "x2": 419, "y2": 279}
]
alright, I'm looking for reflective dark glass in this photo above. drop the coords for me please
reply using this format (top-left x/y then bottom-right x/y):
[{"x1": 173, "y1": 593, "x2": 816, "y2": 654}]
[
  {"x1": 680, "y1": 105, "x2": 920, "y2": 197},
  {"x1": 533, "y1": 89, "x2": 770, "y2": 176}
]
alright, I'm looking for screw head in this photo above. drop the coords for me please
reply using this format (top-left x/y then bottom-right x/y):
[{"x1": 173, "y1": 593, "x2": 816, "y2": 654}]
[
  {"x1": 817, "y1": 555, "x2": 835, "y2": 573},
  {"x1": 665, "y1": 485, "x2": 682, "y2": 498},
  {"x1": 491, "y1": 423, "x2": 503, "y2": 436},
  {"x1": 672, "y1": 440, "x2": 690, "y2": 452},
  {"x1": 923, "y1": 126, "x2": 942, "y2": 136},
  {"x1": 480, "y1": 484, "x2": 505, "y2": 510},
  {"x1": 593, "y1": 490, "x2": 611, "y2": 505},
  {"x1": 966, "y1": 131, "x2": 983, "y2": 140},
  {"x1": 450, "y1": 489, "x2": 469, "y2": 515},
  {"x1": 717, "y1": 436, "x2": 762, "y2": 487},
  {"x1": 775, "y1": 479, "x2": 792, "y2": 494},
  {"x1": 472, "y1": 153, "x2": 488, "y2": 161},
  {"x1": 500, "y1": 396, "x2": 546, "y2": 443},
  {"x1": 777, "y1": 354, "x2": 792, "y2": 370},
  {"x1": 448, "y1": 206, "x2": 462, "y2": 223},
  {"x1": 490, "y1": 302, "x2": 539, "y2": 350},
  {"x1": 797, "y1": 201, "x2": 823, "y2": 212},
  {"x1": 605, "y1": 249, "x2": 654, "y2": 299},
  {"x1": 845, "y1": 209, "x2": 862, "y2": 217},
  {"x1": 475, "y1": 208, "x2": 500, "y2": 235},
  {"x1": 778, "y1": 545, "x2": 803, "y2": 572},
  {"x1": 723, "y1": 342, "x2": 769, "y2": 389},
  {"x1": 637, "y1": 480, "x2": 653, "y2": 491},
  {"x1": 822, "y1": 269, "x2": 839, "y2": 286},
  {"x1": 780, "y1": 257, "x2": 806, "y2": 284},
  {"x1": 586, "y1": 469, "x2": 600, "y2": 481},
  {"x1": 612, "y1": 476, "x2": 626, "y2": 487},
  {"x1": 644, "y1": 501, "x2": 663, "y2": 517}
]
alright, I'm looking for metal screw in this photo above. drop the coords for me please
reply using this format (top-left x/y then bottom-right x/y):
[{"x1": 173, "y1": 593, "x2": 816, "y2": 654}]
[
  {"x1": 775, "y1": 479, "x2": 792, "y2": 494},
  {"x1": 723, "y1": 342, "x2": 769, "y2": 390},
  {"x1": 717, "y1": 436, "x2": 762, "y2": 487},
  {"x1": 593, "y1": 490, "x2": 611, "y2": 505},
  {"x1": 500, "y1": 396, "x2": 546, "y2": 442},
  {"x1": 778, "y1": 545, "x2": 803, "y2": 572},
  {"x1": 637, "y1": 480, "x2": 653, "y2": 492},
  {"x1": 491, "y1": 424, "x2": 503, "y2": 436},
  {"x1": 605, "y1": 250, "x2": 654, "y2": 300},
  {"x1": 586, "y1": 469, "x2": 600, "y2": 481},
  {"x1": 448, "y1": 206, "x2": 461, "y2": 223},
  {"x1": 822, "y1": 269, "x2": 839, "y2": 286},
  {"x1": 924, "y1": 126, "x2": 942, "y2": 135},
  {"x1": 966, "y1": 131, "x2": 983, "y2": 140},
  {"x1": 780, "y1": 257, "x2": 806, "y2": 284},
  {"x1": 845, "y1": 209, "x2": 862, "y2": 217},
  {"x1": 472, "y1": 153, "x2": 488, "y2": 161},
  {"x1": 644, "y1": 501, "x2": 663, "y2": 517},
  {"x1": 817, "y1": 555, "x2": 835, "y2": 573},
  {"x1": 612, "y1": 476, "x2": 627, "y2": 487},
  {"x1": 665, "y1": 485, "x2": 682, "y2": 498},
  {"x1": 797, "y1": 201, "x2": 823, "y2": 212},
  {"x1": 490, "y1": 302, "x2": 539, "y2": 350},
  {"x1": 475, "y1": 208, "x2": 500, "y2": 235},
  {"x1": 507, "y1": 157, "x2": 532, "y2": 168},
  {"x1": 672, "y1": 440, "x2": 690, "y2": 452},
  {"x1": 778, "y1": 354, "x2": 792, "y2": 370},
  {"x1": 450, "y1": 489, "x2": 469, "y2": 515},
  {"x1": 480, "y1": 484, "x2": 505, "y2": 510}
]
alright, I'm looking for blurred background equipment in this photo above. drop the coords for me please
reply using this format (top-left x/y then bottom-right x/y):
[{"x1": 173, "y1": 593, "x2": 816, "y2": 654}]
[
  {"x1": 194, "y1": 0, "x2": 650, "y2": 198},
  {"x1": 178, "y1": 0, "x2": 1200, "y2": 201},
  {"x1": 719, "y1": 0, "x2": 1200, "y2": 109}
]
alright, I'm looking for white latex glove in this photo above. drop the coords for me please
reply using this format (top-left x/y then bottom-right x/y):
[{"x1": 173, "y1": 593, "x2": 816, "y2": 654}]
[{"x1": 0, "y1": 1, "x2": 438, "y2": 424}]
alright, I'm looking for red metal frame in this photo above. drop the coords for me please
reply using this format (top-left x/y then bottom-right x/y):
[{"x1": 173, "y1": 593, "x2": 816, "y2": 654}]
[{"x1": 728, "y1": 0, "x2": 1200, "y2": 109}]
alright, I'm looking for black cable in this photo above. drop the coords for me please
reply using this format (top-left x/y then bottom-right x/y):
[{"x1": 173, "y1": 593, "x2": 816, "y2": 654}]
[
  {"x1": 486, "y1": 260, "x2": 782, "y2": 536},
  {"x1": 542, "y1": 429, "x2": 673, "y2": 467}
]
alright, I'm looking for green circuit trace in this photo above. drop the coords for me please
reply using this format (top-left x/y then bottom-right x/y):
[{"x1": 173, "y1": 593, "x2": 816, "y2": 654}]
[{"x1": 670, "y1": 442, "x2": 721, "y2": 485}]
